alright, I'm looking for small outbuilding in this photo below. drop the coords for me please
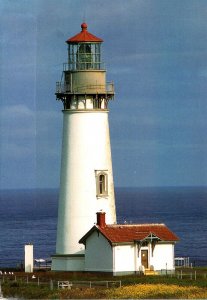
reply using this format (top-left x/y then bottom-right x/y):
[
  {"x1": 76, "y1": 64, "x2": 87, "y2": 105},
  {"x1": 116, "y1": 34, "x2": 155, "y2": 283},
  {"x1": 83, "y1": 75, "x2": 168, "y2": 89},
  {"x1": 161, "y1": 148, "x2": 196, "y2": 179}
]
[{"x1": 79, "y1": 212, "x2": 179, "y2": 275}]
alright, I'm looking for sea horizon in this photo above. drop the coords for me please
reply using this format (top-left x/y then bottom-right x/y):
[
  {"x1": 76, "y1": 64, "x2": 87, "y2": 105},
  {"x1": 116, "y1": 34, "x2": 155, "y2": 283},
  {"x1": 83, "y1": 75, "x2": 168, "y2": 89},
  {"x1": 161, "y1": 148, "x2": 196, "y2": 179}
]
[
  {"x1": 0, "y1": 186, "x2": 207, "y2": 267},
  {"x1": 1, "y1": 185, "x2": 207, "y2": 191}
]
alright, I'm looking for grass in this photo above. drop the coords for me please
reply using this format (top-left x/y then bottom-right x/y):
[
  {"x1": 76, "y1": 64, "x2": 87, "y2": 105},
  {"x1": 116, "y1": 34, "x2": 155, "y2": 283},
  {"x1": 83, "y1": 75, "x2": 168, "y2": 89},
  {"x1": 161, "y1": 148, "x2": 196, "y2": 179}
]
[
  {"x1": 105, "y1": 284, "x2": 207, "y2": 299},
  {"x1": 2, "y1": 269, "x2": 207, "y2": 299},
  {"x1": 2, "y1": 281, "x2": 55, "y2": 299}
]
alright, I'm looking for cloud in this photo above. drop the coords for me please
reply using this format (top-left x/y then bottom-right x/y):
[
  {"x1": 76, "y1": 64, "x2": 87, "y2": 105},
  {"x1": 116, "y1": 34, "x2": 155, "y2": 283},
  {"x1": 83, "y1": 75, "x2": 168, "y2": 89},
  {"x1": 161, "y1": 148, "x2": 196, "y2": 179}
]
[
  {"x1": 1, "y1": 105, "x2": 34, "y2": 118},
  {"x1": 1, "y1": 142, "x2": 35, "y2": 160},
  {"x1": 199, "y1": 68, "x2": 207, "y2": 78},
  {"x1": 0, "y1": 105, "x2": 35, "y2": 162},
  {"x1": 0, "y1": 104, "x2": 60, "y2": 159},
  {"x1": 0, "y1": 105, "x2": 35, "y2": 136}
]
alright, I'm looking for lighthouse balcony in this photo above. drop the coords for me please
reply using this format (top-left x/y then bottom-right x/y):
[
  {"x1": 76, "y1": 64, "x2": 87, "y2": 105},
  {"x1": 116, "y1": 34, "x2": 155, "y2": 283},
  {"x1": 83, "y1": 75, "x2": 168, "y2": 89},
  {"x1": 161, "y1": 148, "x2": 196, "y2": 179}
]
[{"x1": 56, "y1": 81, "x2": 114, "y2": 95}]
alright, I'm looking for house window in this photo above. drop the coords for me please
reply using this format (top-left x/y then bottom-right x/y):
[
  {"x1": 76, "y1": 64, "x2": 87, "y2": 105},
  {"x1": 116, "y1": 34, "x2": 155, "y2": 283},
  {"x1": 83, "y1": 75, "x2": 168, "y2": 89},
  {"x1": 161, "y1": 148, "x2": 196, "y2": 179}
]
[{"x1": 95, "y1": 171, "x2": 108, "y2": 197}]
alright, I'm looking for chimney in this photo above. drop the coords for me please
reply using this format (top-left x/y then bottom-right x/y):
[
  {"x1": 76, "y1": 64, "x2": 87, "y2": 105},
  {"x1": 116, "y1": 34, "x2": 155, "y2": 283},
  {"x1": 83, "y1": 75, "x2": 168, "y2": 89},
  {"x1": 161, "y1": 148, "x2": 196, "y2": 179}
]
[{"x1": 96, "y1": 212, "x2": 106, "y2": 228}]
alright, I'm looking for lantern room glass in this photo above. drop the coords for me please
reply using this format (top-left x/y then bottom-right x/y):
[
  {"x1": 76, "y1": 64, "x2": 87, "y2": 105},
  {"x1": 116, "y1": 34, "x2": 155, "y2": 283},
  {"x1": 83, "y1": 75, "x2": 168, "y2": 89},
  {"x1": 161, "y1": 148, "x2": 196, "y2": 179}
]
[{"x1": 68, "y1": 43, "x2": 102, "y2": 70}]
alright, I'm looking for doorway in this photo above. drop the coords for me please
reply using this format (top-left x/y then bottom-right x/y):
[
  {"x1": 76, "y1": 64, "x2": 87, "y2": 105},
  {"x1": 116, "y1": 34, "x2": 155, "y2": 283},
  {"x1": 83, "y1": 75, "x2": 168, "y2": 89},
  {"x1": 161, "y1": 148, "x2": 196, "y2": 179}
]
[{"x1": 141, "y1": 250, "x2": 148, "y2": 269}]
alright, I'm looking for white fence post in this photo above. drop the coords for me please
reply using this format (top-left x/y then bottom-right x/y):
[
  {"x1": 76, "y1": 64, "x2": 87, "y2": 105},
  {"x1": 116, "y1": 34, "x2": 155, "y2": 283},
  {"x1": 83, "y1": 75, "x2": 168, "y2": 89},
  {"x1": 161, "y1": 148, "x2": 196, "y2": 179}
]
[{"x1": 50, "y1": 279, "x2": 53, "y2": 290}]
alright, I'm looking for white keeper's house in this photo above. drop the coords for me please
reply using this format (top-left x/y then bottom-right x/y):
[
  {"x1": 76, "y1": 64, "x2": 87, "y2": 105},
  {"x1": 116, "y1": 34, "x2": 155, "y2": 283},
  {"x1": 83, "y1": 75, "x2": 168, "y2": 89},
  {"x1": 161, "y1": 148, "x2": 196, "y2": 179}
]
[{"x1": 79, "y1": 212, "x2": 179, "y2": 275}]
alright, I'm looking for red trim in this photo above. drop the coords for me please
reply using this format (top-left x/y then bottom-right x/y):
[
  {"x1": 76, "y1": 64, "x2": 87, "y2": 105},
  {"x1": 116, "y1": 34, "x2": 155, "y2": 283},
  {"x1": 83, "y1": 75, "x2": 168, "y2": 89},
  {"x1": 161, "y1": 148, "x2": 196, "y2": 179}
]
[{"x1": 66, "y1": 23, "x2": 103, "y2": 43}]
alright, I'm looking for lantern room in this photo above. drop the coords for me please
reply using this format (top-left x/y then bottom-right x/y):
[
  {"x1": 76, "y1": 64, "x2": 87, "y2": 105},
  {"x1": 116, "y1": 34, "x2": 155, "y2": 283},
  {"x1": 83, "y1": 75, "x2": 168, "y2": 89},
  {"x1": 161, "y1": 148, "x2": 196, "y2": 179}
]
[
  {"x1": 66, "y1": 23, "x2": 103, "y2": 71},
  {"x1": 55, "y1": 23, "x2": 114, "y2": 109}
]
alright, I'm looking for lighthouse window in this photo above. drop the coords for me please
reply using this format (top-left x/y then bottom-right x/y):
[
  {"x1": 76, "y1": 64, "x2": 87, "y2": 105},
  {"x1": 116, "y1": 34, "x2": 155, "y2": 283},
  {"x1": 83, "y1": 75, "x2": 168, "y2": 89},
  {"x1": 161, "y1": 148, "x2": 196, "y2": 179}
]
[
  {"x1": 95, "y1": 171, "x2": 108, "y2": 197},
  {"x1": 99, "y1": 175, "x2": 105, "y2": 194},
  {"x1": 68, "y1": 43, "x2": 102, "y2": 70},
  {"x1": 76, "y1": 44, "x2": 92, "y2": 70}
]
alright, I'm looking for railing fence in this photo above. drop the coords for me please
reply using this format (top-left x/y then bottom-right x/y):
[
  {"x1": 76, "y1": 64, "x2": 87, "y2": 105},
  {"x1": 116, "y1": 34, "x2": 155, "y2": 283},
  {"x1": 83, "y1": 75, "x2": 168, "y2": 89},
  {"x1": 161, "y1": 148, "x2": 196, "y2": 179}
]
[{"x1": 0, "y1": 275, "x2": 122, "y2": 290}]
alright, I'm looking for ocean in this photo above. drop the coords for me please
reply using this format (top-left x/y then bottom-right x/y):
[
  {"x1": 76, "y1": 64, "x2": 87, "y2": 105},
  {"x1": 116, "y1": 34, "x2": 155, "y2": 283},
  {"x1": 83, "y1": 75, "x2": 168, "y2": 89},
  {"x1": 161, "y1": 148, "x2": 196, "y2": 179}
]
[{"x1": 0, "y1": 186, "x2": 206, "y2": 268}]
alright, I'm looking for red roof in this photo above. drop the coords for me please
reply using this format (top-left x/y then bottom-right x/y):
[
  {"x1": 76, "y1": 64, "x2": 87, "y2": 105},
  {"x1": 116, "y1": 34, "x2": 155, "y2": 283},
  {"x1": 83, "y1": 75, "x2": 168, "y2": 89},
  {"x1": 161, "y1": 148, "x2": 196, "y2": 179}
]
[
  {"x1": 79, "y1": 223, "x2": 179, "y2": 245},
  {"x1": 66, "y1": 23, "x2": 103, "y2": 43}
]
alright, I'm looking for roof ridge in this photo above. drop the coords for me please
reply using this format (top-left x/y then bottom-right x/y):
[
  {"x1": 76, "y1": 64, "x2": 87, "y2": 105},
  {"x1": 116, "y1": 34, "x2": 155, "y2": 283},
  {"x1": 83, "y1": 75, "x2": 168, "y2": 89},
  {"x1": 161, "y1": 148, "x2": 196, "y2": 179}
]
[{"x1": 106, "y1": 223, "x2": 166, "y2": 227}]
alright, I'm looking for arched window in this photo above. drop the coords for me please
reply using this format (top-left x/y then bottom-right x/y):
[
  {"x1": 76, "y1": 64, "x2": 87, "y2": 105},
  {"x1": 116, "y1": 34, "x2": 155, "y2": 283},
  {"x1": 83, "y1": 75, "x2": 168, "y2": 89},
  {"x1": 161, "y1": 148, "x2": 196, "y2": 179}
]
[
  {"x1": 99, "y1": 174, "x2": 106, "y2": 195},
  {"x1": 95, "y1": 171, "x2": 108, "y2": 197}
]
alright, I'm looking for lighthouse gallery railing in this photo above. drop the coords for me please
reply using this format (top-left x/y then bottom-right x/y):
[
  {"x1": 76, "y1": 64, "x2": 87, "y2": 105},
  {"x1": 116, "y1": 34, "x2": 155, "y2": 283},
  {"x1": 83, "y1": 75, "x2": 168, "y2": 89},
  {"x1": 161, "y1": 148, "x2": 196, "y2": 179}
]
[{"x1": 56, "y1": 81, "x2": 114, "y2": 94}]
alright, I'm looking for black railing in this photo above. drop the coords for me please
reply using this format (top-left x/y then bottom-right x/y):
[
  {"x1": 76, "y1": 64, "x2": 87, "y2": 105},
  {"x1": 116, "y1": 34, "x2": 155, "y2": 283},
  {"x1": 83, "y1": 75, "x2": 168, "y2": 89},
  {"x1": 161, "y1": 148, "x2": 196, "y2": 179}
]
[
  {"x1": 56, "y1": 81, "x2": 114, "y2": 94},
  {"x1": 63, "y1": 62, "x2": 105, "y2": 71}
]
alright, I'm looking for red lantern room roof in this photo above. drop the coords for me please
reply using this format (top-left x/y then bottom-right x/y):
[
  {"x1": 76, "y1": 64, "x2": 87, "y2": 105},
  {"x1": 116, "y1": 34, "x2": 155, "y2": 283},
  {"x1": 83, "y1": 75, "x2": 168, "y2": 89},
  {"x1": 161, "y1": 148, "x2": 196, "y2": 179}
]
[{"x1": 66, "y1": 23, "x2": 103, "y2": 43}]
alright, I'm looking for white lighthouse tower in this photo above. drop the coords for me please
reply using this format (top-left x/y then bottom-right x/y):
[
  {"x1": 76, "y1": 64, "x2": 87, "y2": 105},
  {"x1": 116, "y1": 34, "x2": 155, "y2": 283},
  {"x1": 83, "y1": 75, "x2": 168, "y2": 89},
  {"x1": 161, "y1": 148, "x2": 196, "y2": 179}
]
[{"x1": 52, "y1": 23, "x2": 117, "y2": 271}]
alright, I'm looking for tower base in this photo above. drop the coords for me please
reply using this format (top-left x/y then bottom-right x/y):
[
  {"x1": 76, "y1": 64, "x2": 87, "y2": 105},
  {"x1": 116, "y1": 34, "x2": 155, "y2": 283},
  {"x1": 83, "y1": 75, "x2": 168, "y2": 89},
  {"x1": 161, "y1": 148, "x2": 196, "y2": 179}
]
[{"x1": 51, "y1": 254, "x2": 85, "y2": 271}]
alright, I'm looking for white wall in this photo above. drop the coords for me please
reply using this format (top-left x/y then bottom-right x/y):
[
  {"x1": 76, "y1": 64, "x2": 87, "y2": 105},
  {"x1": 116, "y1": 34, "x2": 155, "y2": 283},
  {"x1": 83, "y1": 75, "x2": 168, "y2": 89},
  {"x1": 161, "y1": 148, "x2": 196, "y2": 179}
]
[
  {"x1": 51, "y1": 255, "x2": 85, "y2": 271},
  {"x1": 55, "y1": 110, "x2": 116, "y2": 255},
  {"x1": 151, "y1": 243, "x2": 175, "y2": 270},
  {"x1": 113, "y1": 244, "x2": 136, "y2": 274},
  {"x1": 85, "y1": 230, "x2": 113, "y2": 272},
  {"x1": 84, "y1": 236, "x2": 137, "y2": 274},
  {"x1": 113, "y1": 242, "x2": 175, "y2": 273}
]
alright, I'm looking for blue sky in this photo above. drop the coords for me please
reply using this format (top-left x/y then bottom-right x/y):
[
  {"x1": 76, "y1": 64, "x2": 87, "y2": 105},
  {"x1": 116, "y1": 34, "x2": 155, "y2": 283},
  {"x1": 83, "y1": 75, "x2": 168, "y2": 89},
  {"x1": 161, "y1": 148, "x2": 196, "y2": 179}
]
[{"x1": 0, "y1": 0, "x2": 207, "y2": 189}]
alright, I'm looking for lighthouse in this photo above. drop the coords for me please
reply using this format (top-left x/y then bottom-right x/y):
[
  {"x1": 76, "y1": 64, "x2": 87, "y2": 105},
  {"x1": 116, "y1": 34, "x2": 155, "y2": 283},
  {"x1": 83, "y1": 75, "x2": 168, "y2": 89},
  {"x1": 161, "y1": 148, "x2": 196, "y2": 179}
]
[{"x1": 51, "y1": 23, "x2": 117, "y2": 271}]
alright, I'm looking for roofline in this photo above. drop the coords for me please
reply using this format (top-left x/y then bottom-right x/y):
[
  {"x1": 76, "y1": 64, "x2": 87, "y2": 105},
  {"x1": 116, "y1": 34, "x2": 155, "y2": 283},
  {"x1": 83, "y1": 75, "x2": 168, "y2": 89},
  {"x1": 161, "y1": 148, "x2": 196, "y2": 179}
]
[
  {"x1": 66, "y1": 23, "x2": 103, "y2": 43},
  {"x1": 107, "y1": 223, "x2": 166, "y2": 227},
  {"x1": 66, "y1": 40, "x2": 103, "y2": 44},
  {"x1": 79, "y1": 224, "x2": 179, "y2": 245},
  {"x1": 79, "y1": 225, "x2": 113, "y2": 246},
  {"x1": 79, "y1": 225, "x2": 96, "y2": 245}
]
